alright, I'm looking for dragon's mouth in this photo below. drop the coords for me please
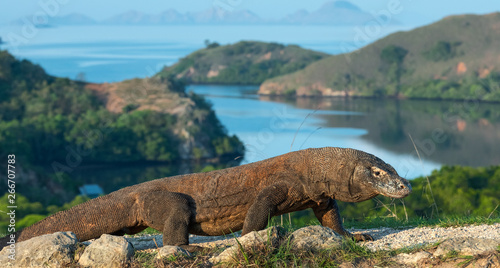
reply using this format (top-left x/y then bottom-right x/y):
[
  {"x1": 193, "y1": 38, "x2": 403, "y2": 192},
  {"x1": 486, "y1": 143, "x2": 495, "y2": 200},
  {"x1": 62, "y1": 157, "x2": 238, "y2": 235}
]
[
  {"x1": 383, "y1": 190, "x2": 411, "y2": 198},
  {"x1": 379, "y1": 179, "x2": 412, "y2": 198}
]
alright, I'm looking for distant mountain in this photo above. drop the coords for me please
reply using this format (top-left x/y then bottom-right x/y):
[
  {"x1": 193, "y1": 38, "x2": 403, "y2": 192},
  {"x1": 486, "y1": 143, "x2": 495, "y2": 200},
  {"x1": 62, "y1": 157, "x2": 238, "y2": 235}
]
[
  {"x1": 50, "y1": 13, "x2": 97, "y2": 25},
  {"x1": 103, "y1": 9, "x2": 191, "y2": 24},
  {"x1": 103, "y1": 7, "x2": 264, "y2": 25},
  {"x1": 157, "y1": 9, "x2": 191, "y2": 24},
  {"x1": 104, "y1": 1, "x2": 380, "y2": 25},
  {"x1": 187, "y1": 8, "x2": 262, "y2": 24},
  {"x1": 329, "y1": 0, "x2": 362, "y2": 11},
  {"x1": 11, "y1": 1, "x2": 404, "y2": 26},
  {"x1": 259, "y1": 13, "x2": 500, "y2": 101},
  {"x1": 281, "y1": 1, "x2": 394, "y2": 25},
  {"x1": 103, "y1": 10, "x2": 154, "y2": 24}
]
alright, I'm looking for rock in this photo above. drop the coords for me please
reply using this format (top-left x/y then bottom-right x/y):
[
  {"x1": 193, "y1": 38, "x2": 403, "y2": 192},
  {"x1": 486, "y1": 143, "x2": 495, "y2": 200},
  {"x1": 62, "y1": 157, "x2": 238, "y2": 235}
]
[
  {"x1": 433, "y1": 237, "x2": 500, "y2": 257},
  {"x1": 290, "y1": 225, "x2": 343, "y2": 251},
  {"x1": 156, "y1": 246, "x2": 191, "y2": 259},
  {"x1": 78, "y1": 234, "x2": 134, "y2": 268},
  {"x1": 126, "y1": 234, "x2": 163, "y2": 250},
  {"x1": 209, "y1": 226, "x2": 286, "y2": 264},
  {"x1": 393, "y1": 251, "x2": 432, "y2": 265},
  {"x1": 189, "y1": 233, "x2": 236, "y2": 248},
  {"x1": 234, "y1": 226, "x2": 285, "y2": 249},
  {"x1": 0, "y1": 232, "x2": 78, "y2": 267}
]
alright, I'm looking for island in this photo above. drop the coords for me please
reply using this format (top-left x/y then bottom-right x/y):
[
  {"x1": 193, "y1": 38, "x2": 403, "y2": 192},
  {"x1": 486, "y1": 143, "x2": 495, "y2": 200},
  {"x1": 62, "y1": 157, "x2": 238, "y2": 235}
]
[
  {"x1": 259, "y1": 13, "x2": 500, "y2": 102},
  {"x1": 157, "y1": 40, "x2": 329, "y2": 85}
]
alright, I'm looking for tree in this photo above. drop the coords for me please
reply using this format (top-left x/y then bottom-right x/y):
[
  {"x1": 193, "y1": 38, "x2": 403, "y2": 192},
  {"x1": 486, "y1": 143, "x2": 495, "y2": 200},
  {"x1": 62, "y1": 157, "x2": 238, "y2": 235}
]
[
  {"x1": 380, "y1": 45, "x2": 408, "y2": 96},
  {"x1": 380, "y1": 45, "x2": 408, "y2": 65},
  {"x1": 423, "y1": 41, "x2": 461, "y2": 62},
  {"x1": 204, "y1": 39, "x2": 220, "y2": 49}
]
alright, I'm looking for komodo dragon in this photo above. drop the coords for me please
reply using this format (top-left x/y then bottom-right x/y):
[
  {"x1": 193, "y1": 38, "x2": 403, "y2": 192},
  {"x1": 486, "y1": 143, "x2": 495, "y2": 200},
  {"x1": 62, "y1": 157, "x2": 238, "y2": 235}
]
[{"x1": 0, "y1": 147, "x2": 411, "y2": 252}]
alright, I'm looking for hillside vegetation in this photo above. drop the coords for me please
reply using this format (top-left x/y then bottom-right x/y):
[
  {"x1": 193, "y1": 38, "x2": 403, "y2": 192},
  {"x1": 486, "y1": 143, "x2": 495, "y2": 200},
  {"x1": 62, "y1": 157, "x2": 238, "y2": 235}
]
[
  {"x1": 0, "y1": 50, "x2": 243, "y2": 205},
  {"x1": 259, "y1": 13, "x2": 500, "y2": 101},
  {"x1": 0, "y1": 50, "x2": 243, "y2": 164},
  {"x1": 157, "y1": 41, "x2": 328, "y2": 85}
]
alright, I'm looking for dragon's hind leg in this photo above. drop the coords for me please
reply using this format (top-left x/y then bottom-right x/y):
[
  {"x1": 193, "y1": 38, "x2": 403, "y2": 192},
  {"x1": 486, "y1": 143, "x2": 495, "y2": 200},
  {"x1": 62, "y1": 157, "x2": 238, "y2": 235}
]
[{"x1": 136, "y1": 191, "x2": 203, "y2": 252}]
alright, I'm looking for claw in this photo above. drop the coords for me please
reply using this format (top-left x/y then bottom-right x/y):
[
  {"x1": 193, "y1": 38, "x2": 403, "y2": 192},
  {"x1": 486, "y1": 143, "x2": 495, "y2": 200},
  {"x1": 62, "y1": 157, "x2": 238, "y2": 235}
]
[{"x1": 353, "y1": 233, "x2": 374, "y2": 242}]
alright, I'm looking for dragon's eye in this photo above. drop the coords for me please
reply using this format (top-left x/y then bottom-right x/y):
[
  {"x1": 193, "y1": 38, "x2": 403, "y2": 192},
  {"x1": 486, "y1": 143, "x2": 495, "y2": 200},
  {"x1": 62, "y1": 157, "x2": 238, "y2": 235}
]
[{"x1": 371, "y1": 167, "x2": 385, "y2": 177}]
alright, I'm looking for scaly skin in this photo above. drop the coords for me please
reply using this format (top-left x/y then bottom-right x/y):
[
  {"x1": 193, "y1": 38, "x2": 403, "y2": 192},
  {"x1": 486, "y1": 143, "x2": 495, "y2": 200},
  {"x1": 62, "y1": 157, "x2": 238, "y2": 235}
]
[{"x1": 0, "y1": 147, "x2": 412, "y2": 252}]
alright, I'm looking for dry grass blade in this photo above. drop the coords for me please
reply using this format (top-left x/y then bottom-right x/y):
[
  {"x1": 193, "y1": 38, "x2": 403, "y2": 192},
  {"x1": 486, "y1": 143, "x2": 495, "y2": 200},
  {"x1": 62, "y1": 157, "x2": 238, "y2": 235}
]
[
  {"x1": 153, "y1": 237, "x2": 159, "y2": 249},
  {"x1": 299, "y1": 127, "x2": 322, "y2": 150},
  {"x1": 488, "y1": 204, "x2": 499, "y2": 219},
  {"x1": 290, "y1": 110, "x2": 317, "y2": 152},
  {"x1": 374, "y1": 197, "x2": 398, "y2": 219},
  {"x1": 401, "y1": 199, "x2": 409, "y2": 222},
  {"x1": 285, "y1": 109, "x2": 318, "y2": 227},
  {"x1": 408, "y1": 133, "x2": 439, "y2": 218}
]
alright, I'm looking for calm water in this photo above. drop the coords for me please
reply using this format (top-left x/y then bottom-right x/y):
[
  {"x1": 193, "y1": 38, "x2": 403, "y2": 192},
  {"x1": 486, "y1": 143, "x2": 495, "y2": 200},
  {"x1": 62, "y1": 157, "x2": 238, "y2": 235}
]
[
  {"x1": 2, "y1": 25, "x2": 499, "y2": 194},
  {"x1": 188, "y1": 85, "x2": 500, "y2": 178}
]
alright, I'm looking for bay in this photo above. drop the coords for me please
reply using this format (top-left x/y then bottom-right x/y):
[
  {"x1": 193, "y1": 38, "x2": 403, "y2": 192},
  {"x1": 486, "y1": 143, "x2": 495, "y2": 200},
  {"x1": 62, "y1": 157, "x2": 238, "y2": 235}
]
[
  {"x1": 65, "y1": 86, "x2": 500, "y2": 194},
  {"x1": 188, "y1": 84, "x2": 500, "y2": 179}
]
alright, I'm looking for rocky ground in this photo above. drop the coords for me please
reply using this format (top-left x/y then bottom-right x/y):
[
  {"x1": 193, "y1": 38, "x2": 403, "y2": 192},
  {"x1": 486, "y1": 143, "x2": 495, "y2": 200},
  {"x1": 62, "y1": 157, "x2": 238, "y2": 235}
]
[
  {"x1": 125, "y1": 223, "x2": 500, "y2": 267},
  {"x1": 351, "y1": 223, "x2": 500, "y2": 251},
  {"x1": 1, "y1": 224, "x2": 499, "y2": 267},
  {"x1": 129, "y1": 223, "x2": 500, "y2": 251}
]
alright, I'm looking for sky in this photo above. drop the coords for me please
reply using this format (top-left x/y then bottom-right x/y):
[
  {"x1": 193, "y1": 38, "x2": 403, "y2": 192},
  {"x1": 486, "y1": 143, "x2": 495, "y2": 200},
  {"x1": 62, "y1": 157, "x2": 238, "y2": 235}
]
[{"x1": 0, "y1": 0, "x2": 499, "y2": 25}]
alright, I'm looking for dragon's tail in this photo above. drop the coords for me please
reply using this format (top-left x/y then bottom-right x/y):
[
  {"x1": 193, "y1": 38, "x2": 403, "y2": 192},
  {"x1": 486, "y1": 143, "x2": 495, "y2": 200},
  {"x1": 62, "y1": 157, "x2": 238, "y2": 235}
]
[{"x1": 0, "y1": 191, "x2": 136, "y2": 250}]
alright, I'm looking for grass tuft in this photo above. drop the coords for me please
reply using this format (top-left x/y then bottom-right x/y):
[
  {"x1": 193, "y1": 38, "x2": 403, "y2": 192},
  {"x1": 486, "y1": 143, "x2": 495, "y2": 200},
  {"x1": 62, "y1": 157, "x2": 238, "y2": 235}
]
[
  {"x1": 129, "y1": 216, "x2": 500, "y2": 267},
  {"x1": 131, "y1": 251, "x2": 157, "y2": 268}
]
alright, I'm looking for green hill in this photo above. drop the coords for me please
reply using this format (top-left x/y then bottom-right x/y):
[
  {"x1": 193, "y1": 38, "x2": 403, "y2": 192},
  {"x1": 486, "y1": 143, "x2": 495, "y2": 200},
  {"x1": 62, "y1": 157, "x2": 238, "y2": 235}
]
[
  {"x1": 157, "y1": 41, "x2": 328, "y2": 85},
  {"x1": 0, "y1": 50, "x2": 243, "y2": 164},
  {"x1": 0, "y1": 50, "x2": 244, "y2": 206},
  {"x1": 259, "y1": 13, "x2": 500, "y2": 101}
]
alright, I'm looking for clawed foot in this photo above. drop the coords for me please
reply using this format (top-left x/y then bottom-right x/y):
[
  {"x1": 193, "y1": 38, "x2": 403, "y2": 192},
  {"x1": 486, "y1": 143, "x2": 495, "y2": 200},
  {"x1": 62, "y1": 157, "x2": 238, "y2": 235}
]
[{"x1": 352, "y1": 233, "x2": 374, "y2": 242}]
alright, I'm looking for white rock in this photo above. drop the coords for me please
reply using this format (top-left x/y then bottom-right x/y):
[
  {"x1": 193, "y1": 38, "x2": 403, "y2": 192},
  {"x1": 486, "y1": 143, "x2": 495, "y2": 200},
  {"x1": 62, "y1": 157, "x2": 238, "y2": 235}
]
[
  {"x1": 291, "y1": 225, "x2": 343, "y2": 251},
  {"x1": 209, "y1": 226, "x2": 285, "y2": 264},
  {"x1": 433, "y1": 237, "x2": 500, "y2": 257},
  {"x1": 393, "y1": 251, "x2": 432, "y2": 265},
  {"x1": 78, "y1": 234, "x2": 134, "y2": 268},
  {"x1": 156, "y1": 246, "x2": 191, "y2": 259},
  {"x1": 0, "y1": 232, "x2": 78, "y2": 267}
]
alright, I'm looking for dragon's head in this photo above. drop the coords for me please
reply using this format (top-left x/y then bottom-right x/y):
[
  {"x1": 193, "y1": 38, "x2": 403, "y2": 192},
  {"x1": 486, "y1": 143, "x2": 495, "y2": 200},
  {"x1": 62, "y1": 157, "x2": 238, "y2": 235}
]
[
  {"x1": 304, "y1": 147, "x2": 412, "y2": 202},
  {"x1": 353, "y1": 156, "x2": 412, "y2": 199}
]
